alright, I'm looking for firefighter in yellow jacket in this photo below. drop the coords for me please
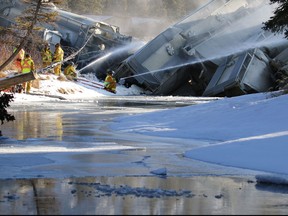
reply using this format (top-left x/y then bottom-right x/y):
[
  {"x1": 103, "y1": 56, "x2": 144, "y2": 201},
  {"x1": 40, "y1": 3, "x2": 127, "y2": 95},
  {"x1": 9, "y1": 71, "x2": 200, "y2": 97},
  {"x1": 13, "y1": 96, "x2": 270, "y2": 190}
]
[
  {"x1": 52, "y1": 43, "x2": 64, "y2": 76},
  {"x1": 41, "y1": 43, "x2": 52, "y2": 68},
  {"x1": 13, "y1": 47, "x2": 25, "y2": 73},
  {"x1": 104, "y1": 69, "x2": 117, "y2": 93},
  {"x1": 21, "y1": 53, "x2": 35, "y2": 94},
  {"x1": 64, "y1": 62, "x2": 77, "y2": 80}
]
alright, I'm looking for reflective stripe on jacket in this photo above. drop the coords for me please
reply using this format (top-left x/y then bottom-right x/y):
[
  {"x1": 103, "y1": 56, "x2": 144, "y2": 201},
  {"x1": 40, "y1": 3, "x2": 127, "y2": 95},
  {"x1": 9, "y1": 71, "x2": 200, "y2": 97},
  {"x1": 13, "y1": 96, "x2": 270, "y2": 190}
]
[
  {"x1": 53, "y1": 47, "x2": 64, "y2": 62},
  {"x1": 41, "y1": 48, "x2": 52, "y2": 63},
  {"x1": 104, "y1": 75, "x2": 116, "y2": 84},
  {"x1": 104, "y1": 75, "x2": 116, "y2": 90},
  {"x1": 64, "y1": 65, "x2": 77, "y2": 77},
  {"x1": 21, "y1": 57, "x2": 35, "y2": 73}
]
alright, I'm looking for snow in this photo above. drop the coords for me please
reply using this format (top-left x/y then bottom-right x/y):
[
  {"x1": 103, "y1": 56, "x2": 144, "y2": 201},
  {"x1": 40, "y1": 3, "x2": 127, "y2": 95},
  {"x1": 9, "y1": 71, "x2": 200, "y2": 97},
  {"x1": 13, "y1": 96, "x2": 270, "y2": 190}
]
[
  {"x1": 25, "y1": 73, "x2": 148, "y2": 99},
  {"x1": 2, "y1": 73, "x2": 288, "y2": 185},
  {"x1": 110, "y1": 90, "x2": 288, "y2": 184}
]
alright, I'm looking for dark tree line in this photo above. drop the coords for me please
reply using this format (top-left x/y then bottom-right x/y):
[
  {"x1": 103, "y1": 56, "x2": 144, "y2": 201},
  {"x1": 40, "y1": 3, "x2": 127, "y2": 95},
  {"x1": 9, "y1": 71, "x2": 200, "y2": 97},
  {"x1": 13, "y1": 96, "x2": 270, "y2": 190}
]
[
  {"x1": 62, "y1": 0, "x2": 288, "y2": 29},
  {"x1": 61, "y1": 0, "x2": 206, "y2": 22}
]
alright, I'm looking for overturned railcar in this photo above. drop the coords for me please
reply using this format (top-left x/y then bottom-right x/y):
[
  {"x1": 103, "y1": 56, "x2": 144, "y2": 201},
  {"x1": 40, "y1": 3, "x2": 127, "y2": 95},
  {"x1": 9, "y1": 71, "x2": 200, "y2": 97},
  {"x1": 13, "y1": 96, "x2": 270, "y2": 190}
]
[
  {"x1": 114, "y1": 0, "x2": 283, "y2": 96},
  {"x1": 203, "y1": 48, "x2": 273, "y2": 97},
  {"x1": 46, "y1": 6, "x2": 133, "y2": 78},
  {"x1": 0, "y1": 0, "x2": 133, "y2": 79}
]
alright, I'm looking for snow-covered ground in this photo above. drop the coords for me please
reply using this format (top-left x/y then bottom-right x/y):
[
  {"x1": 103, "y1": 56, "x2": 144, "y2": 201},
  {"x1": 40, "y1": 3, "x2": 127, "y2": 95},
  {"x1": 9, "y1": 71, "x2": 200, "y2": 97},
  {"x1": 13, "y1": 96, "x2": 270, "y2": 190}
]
[
  {"x1": 27, "y1": 73, "x2": 148, "y2": 99},
  {"x1": 2, "y1": 72, "x2": 288, "y2": 184}
]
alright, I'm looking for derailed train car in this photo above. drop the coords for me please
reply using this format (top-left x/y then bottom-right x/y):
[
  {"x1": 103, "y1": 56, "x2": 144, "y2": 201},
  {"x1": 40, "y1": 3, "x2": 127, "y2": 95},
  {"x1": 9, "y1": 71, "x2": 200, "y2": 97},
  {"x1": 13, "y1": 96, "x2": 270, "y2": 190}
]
[
  {"x1": 0, "y1": 0, "x2": 133, "y2": 79},
  {"x1": 114, "y1": 0, "x2": 288, "y2": 97},
  {"x1": 46, "y1": 5, "x2": 134, "y2": 78}
]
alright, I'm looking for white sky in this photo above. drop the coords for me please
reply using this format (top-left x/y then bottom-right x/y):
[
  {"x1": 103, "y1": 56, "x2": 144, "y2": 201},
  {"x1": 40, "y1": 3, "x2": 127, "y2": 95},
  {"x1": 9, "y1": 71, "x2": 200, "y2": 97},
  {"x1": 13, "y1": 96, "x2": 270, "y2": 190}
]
[{"x1": 3, "y1": 73, "x2": 288, "y2": 184}]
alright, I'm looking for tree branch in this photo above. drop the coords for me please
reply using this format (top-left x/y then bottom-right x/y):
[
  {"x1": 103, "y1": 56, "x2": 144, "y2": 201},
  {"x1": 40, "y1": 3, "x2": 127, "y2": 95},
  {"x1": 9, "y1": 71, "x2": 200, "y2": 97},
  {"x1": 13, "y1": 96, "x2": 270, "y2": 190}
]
[{"x1": 0, "y1": 0, "x2": 42, "y2": 72}]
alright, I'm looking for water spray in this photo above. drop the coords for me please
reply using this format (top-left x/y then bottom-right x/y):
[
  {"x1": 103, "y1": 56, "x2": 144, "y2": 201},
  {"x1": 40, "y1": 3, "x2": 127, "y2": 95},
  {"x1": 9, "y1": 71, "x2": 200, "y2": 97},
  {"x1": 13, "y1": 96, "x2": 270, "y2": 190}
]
[
  {"x1": 119, "y1": 34, "x2": 287, "y2": 82},
  {"x1": 78, "y1": 41, "x2": 145, "y2": 74},
  {"x1": 118, "y1": 0, "x2": 285, "y2": 84}
]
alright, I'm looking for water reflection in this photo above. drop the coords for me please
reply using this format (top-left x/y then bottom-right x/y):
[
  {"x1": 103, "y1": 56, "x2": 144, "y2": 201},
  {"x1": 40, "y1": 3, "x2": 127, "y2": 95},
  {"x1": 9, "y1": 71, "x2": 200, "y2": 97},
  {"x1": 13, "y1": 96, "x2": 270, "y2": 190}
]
[
  {"x1": 2, "y1": 96, "x2": 287, "y2": 214},
  {"x1": 3, "y1": 111, "x2": 64, "y2": 141},
  {"x1": 256, "y1": 183, "x2": 288, "y2": 194},
  {"x1": 3, "y1": 96, "x2": 205, "y2": 141},
  {"x1": 0, "y1": 176, "x2": 288, "y2": 215}
]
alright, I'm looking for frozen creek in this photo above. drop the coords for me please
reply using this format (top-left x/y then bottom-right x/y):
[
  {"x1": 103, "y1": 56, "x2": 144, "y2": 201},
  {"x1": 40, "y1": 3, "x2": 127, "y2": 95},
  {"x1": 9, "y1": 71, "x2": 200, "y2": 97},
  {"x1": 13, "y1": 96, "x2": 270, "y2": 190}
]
[{"x1": 0, "y1": 95, "x2": 287, "y2": 215}]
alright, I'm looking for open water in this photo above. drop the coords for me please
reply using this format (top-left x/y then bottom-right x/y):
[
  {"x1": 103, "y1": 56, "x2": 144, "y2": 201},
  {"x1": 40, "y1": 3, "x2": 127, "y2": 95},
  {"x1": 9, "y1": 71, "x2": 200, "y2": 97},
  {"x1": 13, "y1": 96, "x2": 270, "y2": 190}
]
[{"x1": 0, "y1": 95, "x2": 288, "y2": 215}]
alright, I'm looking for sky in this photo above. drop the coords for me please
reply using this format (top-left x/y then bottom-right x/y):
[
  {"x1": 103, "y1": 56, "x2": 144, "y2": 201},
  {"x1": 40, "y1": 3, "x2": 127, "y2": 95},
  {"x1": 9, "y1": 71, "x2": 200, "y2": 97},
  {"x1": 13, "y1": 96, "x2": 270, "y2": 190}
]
[{"x1": 2, "y1": 73, "x2": 288, "y2": 184}]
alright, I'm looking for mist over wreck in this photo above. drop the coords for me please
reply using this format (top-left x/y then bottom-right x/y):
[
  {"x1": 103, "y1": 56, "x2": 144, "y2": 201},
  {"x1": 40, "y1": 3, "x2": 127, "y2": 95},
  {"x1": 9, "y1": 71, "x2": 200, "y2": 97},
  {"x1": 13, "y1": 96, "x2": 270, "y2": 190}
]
[
  {"x1": 0, "y1": 0, "x2": 287, "y2": 97},
  {"x1": 112, "y1": 0, "x2": 288, "y2": 97}
]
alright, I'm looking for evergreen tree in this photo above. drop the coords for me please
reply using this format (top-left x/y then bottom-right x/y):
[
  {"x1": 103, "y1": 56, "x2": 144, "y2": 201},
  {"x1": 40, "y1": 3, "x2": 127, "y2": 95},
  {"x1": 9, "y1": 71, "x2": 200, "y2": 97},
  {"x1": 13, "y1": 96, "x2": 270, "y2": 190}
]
[
  {"x1": 146, "y1": 0, "x2": 167, "y2": 18},
  {"x1": 65, "y1": 0, "x2": 103, "y2": 14},
  {"x1": 0, "y1": 0, "x2": 62, "y2": 71},
  {"x1": 0, "y1": 0, "x2": 62, "y2": 136},
  {"x1": 262, "y1": 0, "x2": 288, "y2": 39},
  {"x1": 126, "y1": 0, "x2": 148, "y2": 17},
  {"x1": 102, "y1": 0, "x2": 127, "y2": 16},
  {"x1": 162, "y1": 0, "x2": 180, "y2": 21},
  {"x1": 0, "y1": 93, "x2": 15, "y2": 136},
  {"x1": 162, "y1": 0, "x2": 197, "y2": 22}
]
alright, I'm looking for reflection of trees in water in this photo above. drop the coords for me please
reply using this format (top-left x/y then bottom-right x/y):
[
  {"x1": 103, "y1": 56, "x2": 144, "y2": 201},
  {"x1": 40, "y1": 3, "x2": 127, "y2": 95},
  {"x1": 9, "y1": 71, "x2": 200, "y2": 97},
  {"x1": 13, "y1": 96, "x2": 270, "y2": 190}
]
[
  {"x1": 0, "y1": 179, "x2": 60, "y2": 214},
  {"x1": 7, "y1": 111, "x2": 63, "y2": 140},
  {"x1": 0, "y1": 177, "x2": 288, "y2": 214},
  {"x1": 31, "y1": 179, "x2": 60, "y2": 215}
]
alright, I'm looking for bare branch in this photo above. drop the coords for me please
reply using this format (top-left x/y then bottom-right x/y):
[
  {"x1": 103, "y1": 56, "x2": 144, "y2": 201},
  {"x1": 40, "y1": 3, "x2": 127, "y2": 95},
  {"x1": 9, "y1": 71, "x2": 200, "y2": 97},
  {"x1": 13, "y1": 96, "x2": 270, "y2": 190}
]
[{"x1": 0, "y1": 0, "x2": 42, "y2": 71}]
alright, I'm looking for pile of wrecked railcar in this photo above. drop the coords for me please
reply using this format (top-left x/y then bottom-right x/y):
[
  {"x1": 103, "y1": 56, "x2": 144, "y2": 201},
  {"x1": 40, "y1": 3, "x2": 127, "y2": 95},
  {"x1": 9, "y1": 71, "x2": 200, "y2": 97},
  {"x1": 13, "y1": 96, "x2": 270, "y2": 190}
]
[
  {"x1": 1, "y1": 0, "x2": 288, "y2": 97},
  {"x1": 0, "y1": 0, "x2": 133, "y2": 79},
  {"x1": 114, "y1": 0, "x2": 288, "y2": 97}
]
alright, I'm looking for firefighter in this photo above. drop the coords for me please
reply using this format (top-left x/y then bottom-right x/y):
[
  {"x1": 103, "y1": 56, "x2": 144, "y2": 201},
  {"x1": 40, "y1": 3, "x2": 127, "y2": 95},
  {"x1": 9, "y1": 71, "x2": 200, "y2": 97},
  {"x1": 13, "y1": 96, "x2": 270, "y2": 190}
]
[
  {"x1": 52, "y1": 43, "x2": 64, "y2": 76},
  {"x1": 13, "y1": 47, "x2": 25, "y2": 73},
  {"x1": 64, "y1": 62, "x2": 77, "y2": 80},
  {"x1": 104, "y1": 69, "x2": 117, "y2": 93},
  {"x1": 9, "y1": 47, "x2": 25, "y2": 93},
  {"x1": 41, "y1": 43, "x2": 52, "y2": 69},
  {"x1": 21, "y1": 53, "x2": 35, "y2": 94}
]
